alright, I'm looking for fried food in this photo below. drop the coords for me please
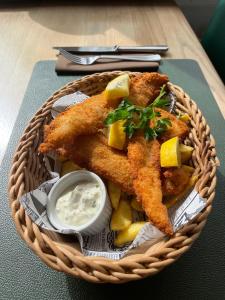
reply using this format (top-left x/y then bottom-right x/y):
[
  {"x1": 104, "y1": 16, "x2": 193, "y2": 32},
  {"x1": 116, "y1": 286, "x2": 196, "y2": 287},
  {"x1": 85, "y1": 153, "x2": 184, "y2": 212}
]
[
  {"x1": 38, "y1": 72, "x2": 192, "y2": 237},
  {"x1": 129, "y1": 73, "x2": 169, "y2": 107},
  {"x1": 128, "y1": 136, "x2": 173, "y2": 235},
  {"x1": 162, "y1": 167, "x2": 192, "y2": 196},
  {"x1": 39, "y1": 93, "x2": 110, "y2": 153},
  {"x1": 39, "y1": 73, "x2": 169, "y2": 154},
  {"x1": 156, "y1": 108, "x2": 189, "y2": 141},
  {"x1": 62, "y1": 134, "x2": 134, "y2": 194}
]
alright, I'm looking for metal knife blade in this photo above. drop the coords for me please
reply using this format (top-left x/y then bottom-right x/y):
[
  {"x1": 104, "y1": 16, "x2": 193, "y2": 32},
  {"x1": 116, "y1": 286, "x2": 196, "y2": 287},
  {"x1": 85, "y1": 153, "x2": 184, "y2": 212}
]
[{"x1": 53, "y1": 45, "x2": 168, "y2": 53}]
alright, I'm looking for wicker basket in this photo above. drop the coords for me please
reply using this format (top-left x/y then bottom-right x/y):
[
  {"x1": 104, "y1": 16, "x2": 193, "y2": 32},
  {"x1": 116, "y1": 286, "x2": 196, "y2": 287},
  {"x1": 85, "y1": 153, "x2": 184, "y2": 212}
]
[{"x1": 8, "y1": 71, "x2": 219, "y2": 283}]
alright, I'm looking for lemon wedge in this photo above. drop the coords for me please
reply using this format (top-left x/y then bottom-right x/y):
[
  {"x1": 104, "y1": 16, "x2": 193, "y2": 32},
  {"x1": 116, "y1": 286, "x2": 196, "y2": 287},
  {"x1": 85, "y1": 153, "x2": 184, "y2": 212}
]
[
  {"x1": 108, "y1": 120, "x2": 126, "y2": 150},
  {"x1": 179, "y1": 113, "x2": 191, "y2": 123},
  {"x1": 179, "y1": 144, "x2": 193, "y2": 163},
  {"x1": 160, "y1": 136, "x2": 181, "y2": 167},
  {"x1": 105, "y1": 74, "x2": 130, "y2": 101}
]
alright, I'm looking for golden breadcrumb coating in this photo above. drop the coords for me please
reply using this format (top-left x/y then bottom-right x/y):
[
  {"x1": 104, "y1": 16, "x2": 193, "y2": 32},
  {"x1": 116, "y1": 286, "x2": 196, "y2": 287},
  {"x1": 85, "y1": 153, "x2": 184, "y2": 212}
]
[
  {"x1": 128, "y1": 136, "x2": 173, "y2": 235},
  {"x1": 129, "y1": 73, "x2": 169, "y2": 107}
]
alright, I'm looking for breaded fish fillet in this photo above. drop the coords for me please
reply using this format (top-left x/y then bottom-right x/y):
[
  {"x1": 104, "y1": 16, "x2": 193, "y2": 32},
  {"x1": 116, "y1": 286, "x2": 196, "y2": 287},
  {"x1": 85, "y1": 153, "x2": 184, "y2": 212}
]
[
  {"x1": 162, "y1": 167, "x2": 191, "y2": 196},
  {"x1": 39, "y1": 73, "x2": 169, "y2": 154},
  {"x1": 155, "y1": 108, "x2": 189, "y2": 141},
  {"x1": 39, "y1": 93, "x2": 109, "y2": 153},
  {"x1": 62, "y1": 134, "x2": 134, "y2": 194},
  {"x1": 128, "y1": 136, "x2": 173, "y2": 235},
  {"x1": 129, "y1": 73, "x2": 169, "y2": 107}
]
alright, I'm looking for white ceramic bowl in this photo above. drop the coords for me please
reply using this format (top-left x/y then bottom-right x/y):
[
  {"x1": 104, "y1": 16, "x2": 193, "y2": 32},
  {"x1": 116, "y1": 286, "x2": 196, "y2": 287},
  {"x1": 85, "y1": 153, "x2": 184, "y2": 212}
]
[{"x1": 47, "y1": 170, "x2": 112, "y2": 235}]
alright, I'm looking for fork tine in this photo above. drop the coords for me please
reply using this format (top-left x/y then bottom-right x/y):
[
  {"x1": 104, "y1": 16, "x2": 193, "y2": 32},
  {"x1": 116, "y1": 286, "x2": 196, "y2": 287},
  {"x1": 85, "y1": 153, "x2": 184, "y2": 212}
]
[{"x1": 59, "y1": 49, "x2": 84, "y2": 64}]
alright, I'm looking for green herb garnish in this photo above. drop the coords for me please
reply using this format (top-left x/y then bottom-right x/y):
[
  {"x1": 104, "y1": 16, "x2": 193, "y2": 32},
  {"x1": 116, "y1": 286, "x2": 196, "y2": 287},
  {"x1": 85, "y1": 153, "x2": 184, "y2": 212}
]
[{"x1": 104, "y1": 85, "x2": 172, "y2": 140}]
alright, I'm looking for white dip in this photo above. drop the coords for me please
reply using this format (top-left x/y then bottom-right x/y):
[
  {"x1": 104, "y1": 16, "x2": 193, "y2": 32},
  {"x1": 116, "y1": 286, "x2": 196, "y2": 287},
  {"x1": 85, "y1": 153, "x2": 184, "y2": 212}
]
[{"x1": 56, "y1": 181, "x2": 101, "y2": 227}]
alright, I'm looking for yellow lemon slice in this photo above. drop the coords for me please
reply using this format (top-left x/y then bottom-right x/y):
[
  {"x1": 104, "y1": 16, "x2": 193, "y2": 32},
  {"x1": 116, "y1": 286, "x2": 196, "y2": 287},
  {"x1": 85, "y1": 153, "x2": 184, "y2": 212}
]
[
  {"x1": 179, "y1": 113, "x2": 191, "y2": 123},
  {"x1": 160, "y1": 136, "x2": 181, "y2": 167},
  {"x1": 105, "y1": 74, "x2": 130, "y2": 100},
  {"x1": 114, "y1": 222, "x2": 146, "y2": 247},
  {"x1": 179, "y1": 144, "x2": 194, "y2": 163},
  {"x1": 108, "y1": 120, "x2": 126, "y2": 150}
]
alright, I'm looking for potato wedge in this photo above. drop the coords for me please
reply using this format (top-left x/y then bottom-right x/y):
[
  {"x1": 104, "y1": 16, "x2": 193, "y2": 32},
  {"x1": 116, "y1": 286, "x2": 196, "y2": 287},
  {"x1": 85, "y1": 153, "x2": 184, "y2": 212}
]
[
  {"x1": 180, "y1": 144, "x2": 193, "y2": 163},
  {"x1": 131, "y1": 198, "x2": 143, "y2": 212},
  {"x1": 110, "y1": 199, "x2": 132, "y2": 231},
  {"x1": 114, "y1": 222, "x2": 146, "y2": 247},
  {"x1": 61, "y1": 161, "x2": 81, "y2": 177},
  {"x1": 181, "y1": 164, "x2": 195, "y2": 174},
  {"x1": 107, "y1": 181, "x2": 121, "y2": 210},
  {"x1": 57, "y1": 155, "x2": 68, "y2": 162}
]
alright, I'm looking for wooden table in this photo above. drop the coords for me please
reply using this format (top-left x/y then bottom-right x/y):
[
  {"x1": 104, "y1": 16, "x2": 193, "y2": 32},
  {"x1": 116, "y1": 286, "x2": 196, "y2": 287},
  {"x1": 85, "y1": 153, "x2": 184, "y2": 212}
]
[{"x1": 0, "y1": 1, "x2": 224, "y2": 163}]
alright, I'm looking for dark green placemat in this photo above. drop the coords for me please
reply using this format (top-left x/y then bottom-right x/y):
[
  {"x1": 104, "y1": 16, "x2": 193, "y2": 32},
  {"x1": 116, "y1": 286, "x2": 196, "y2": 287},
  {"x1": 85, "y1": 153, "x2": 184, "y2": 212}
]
[{"x1": 1, "y1": 60, "x2": 225, "y2": 300}]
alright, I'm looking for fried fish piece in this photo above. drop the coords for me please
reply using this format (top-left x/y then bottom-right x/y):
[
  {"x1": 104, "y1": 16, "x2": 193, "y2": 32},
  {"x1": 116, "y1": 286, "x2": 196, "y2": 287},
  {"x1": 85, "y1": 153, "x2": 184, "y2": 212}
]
[
  {"x1": 39, "y1": 73, "x2": 169, "y2": 154},
  {"x1": 128, "y1": 136, "x2": 173, "y2": 235},
  {"x1": 129, "y1": 73, "x2": 169, "y2": 107},
  {"x1": 162, "y1": 167, "x2": 191, "y2": 196},
  {"x1": 39, "y1": 93, "x2": 110, "y2": 153},
  {"x1": 62, "y1": 134, "x2": 134, "y2": 194},
  {"x1": 155, "y1": 108, "x2": 189, "y2": 141}
]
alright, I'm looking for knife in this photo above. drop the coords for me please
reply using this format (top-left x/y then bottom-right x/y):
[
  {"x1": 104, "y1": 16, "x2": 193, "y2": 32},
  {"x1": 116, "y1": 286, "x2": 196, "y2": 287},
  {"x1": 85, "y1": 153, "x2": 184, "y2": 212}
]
[{"x1": 53, "y1": 45, "x2": 168, "y2": 53}]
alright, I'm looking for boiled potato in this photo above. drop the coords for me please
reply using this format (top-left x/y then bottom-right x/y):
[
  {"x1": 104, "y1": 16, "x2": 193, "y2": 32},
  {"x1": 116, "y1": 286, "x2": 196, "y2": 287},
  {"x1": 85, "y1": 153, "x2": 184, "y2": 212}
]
[
  {"x1": 61, "y1": 161, "x2": 81, "y2": 177},
  {"x1": 110, "y1": 199, "x2": 132, "y2": 231},
  {"x1": 189, "y1": 175, "x2": 198, "y2": 186},
  {"x1": 180, "y1": 144, "x2": 194, "y2": 163},
  {"x1": 107, "y1": 181, "x2": 121, "y2": 210},
  {"x1": 181, "y1": 164, "x2": 195, "y2": 174},
  {"x1": 131, "y1": 198, "x2": 143, "y2": 212},
  {"x1": 114, "y1": 222, "x2": 146, "y2": 247},
  {"x1": 57, "y1": 155, "x2": 68, "y2": 162}
]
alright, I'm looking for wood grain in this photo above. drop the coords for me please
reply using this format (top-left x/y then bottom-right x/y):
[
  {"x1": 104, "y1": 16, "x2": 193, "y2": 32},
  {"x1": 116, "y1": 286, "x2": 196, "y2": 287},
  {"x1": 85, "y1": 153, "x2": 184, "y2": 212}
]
[{"x1": 0, "y1": 1, "x2": 224, "y2": 163}]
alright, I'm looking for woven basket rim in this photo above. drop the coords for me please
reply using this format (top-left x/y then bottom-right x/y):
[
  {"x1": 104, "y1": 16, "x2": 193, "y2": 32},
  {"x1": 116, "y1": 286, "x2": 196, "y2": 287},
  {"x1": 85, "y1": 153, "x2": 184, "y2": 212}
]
[{"x1": 8, "y1": 71, "x2": 219, "y2": 283}]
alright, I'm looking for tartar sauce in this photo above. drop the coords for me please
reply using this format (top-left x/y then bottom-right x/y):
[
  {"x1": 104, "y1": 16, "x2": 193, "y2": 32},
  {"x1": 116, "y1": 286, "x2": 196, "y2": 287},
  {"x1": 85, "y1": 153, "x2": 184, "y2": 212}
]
[{"x1": 56, "y1": 181, "x2": 101, "y2": 227}]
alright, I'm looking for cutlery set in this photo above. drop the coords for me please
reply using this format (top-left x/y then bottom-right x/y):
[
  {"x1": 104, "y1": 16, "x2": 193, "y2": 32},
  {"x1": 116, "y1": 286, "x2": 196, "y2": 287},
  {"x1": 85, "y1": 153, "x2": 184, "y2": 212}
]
[{"x1": 55, "y1": 45, "x2": 168, "y2": 65}]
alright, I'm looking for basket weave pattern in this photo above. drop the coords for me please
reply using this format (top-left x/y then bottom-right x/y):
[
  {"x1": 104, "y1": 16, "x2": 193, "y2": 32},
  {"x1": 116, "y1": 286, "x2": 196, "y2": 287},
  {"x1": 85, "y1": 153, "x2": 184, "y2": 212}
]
[{"x1": 8, "y1": 71, "x2": 219, "y2": 283}]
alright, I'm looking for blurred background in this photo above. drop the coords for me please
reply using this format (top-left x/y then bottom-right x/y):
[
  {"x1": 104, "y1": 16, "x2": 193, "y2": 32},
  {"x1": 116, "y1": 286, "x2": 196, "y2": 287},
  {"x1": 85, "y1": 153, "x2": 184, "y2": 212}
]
[{"x1": 175, "y1": 0, "x2": 217, "y2": 37}]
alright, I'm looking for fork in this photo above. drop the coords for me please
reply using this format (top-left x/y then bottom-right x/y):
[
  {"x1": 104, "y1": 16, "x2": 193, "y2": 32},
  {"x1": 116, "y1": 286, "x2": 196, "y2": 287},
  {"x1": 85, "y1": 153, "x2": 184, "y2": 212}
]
[{"x1": 59, "y1": 48, "x2": 161, "y2": 65}]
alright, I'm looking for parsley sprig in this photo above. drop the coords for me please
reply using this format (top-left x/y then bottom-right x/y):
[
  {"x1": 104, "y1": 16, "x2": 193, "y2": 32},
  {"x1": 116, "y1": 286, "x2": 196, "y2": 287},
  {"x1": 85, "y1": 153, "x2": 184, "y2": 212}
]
[{"x1": 105, "y1": 85, "x2": 172, "y2": 140}]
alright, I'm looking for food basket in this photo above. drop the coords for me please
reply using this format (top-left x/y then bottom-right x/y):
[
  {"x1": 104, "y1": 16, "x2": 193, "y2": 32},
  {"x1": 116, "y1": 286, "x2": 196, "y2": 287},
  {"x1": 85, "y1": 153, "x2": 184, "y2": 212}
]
[{"x1": 8, "y1": 71, "x2": 219, "y2": 283}]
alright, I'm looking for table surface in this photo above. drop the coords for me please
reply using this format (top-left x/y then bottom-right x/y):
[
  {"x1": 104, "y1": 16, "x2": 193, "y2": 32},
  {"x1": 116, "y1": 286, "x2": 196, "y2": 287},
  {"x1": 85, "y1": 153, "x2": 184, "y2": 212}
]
[
  {"x1": 0, "y1": 1, "x2": 225, "y2": 164},
  {"x1": 1, "y1": 2, "x2": 225, "y2": 298},
  {"x1": 1, "y1": 59, "x2": 225, "y2": 300}
]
